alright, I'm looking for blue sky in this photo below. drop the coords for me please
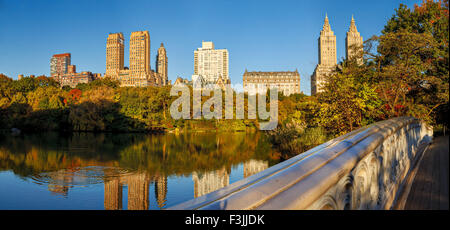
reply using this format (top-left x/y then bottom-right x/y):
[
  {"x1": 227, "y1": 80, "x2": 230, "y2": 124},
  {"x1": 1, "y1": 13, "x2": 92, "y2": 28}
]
[{"x1": 0, "y1": 0, "x2": 421, "y2": 95}]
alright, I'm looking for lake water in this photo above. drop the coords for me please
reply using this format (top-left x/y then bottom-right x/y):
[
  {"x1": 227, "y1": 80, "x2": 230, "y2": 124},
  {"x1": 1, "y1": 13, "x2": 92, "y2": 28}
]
[{"x1": 0, "y1": 131, "x2": 280, "y2": 210}]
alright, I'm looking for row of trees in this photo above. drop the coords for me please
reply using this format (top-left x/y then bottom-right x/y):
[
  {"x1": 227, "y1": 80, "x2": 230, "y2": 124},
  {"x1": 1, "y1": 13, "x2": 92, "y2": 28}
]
[
  {"x1": 0, "y1": 74, "x2": 265, "y2": 132},
  {"x1": 0, "y1": 74, "x2": 180, "y2": 132},
  {"x1": 0, "y1": 131, "x2": 277, "y2": 177}
]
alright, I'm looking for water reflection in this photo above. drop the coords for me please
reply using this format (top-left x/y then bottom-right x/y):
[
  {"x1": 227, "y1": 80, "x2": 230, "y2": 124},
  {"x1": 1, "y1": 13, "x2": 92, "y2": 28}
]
[
  {"x1": 0, "y1": 132, "x2": 279, "y2": 209},
  {"x1": 193, "y1": 160, "x2": 269, "y2": 198},
  {"x1": 193, "y1": 167, "x2": 229, "y2": 199},
  {"x1": 104, "y1": 172, "x2": 164, "y2": 210},
  {"x1": 244, "y1": 159, "x2": 269, "y2": 178}
]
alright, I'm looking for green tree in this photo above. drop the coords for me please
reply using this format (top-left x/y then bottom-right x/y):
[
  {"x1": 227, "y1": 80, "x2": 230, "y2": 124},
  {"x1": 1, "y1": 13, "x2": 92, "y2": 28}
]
[
  {"x1": 381, "y1": 0, "x2": 449, "y2": 125},
  {"x1": 317, "y1": 61, "x2": 381, "y2": 135}
]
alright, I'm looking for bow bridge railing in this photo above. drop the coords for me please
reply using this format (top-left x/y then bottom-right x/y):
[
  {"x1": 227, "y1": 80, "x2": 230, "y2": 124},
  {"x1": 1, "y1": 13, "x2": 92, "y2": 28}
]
[{"x1": 169, "y1": 117, "x2": 433, "y2": 210}]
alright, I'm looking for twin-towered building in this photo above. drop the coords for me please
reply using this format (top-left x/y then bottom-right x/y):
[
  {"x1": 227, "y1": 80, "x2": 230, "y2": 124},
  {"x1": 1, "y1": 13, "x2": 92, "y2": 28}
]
[
  {"x1": 311, "y1": 15, "x2": 363, "y2": 95},
  {"x1": 106, "y1": 31, "x2": 168, "y2": 87}
]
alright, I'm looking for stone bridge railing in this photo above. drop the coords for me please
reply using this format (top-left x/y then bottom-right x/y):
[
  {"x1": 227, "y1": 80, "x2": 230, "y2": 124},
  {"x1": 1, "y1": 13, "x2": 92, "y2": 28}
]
[{"x1": 169, "y1": 117, "x2": 433, "y2": 210}]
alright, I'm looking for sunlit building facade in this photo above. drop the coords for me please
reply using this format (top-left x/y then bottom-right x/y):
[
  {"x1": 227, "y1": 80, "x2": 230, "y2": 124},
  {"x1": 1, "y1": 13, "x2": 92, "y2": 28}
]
[
  {"x1": 156, "y1": 43, "x2": 168, "y2": 86},
  {"x1": 128, "y1": 31, "x2": 151, "y2": 87},
  {"x1": 346, "y1": 15, "x2": 363, "y2": 64},
  {"x1": 105, "y1": 31, "x2": 164, "y2": 87},
  {"x1": 50, "y1": 53, "x2": 100, "y2": 87},
  {"x1": 193, "y1": 41, "x2": 229, "y2": 85},
  {"x1": 243, "y1": 70, "x2": 301, "y2": 96},
  {"x1": 50, "y1": 53, "x2": 71, "y2": 77},
  {"x1": 311, "y1": 14, "x2": 337, "y2": 95},
  {"x1": 106, "y1": 33, "x2": 125, "y2": 77}
]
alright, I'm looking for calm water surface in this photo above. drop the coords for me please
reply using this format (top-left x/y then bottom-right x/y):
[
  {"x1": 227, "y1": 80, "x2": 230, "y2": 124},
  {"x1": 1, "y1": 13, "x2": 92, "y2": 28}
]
[{"x1": 0, "y1": 132, "x2": 280, "y2": 210}]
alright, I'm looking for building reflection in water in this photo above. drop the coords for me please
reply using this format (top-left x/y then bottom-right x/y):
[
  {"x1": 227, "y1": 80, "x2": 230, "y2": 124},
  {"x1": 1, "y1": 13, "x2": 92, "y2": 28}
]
[
  {"x1": 193, "y1": 167, "x2": 230, "y2": 198},
  {"x1": 244, "y1": 159, "x2": 269, "y2": 178},
  {"x1": 104, "y1": 178, "x2": 122, "y2": 210},
  {"x1": 47, "y1": 170, "x2": 75, "y2": 197},
  {"x1": 104, "y1": 159, "x2": 269, "y2": 209},
  {"x1": 104, "y1": 172, "x2": 167, "y2": 210},
  {"x1": 191, "y1": 160, "x2": 269, "y2": 198},
  {"x1": 39, "y1": 168, "x2": 91, "y2": 197},
  {"x1": 0, "y1": 131, "x2": 279, "y2": 209},
  {"x1": 103, "y1": 160, "x2": 269, "y2": 209},
  {"x1": 126, "y1": 173, "x2": 150, "y2": 210},
  {"x1": 38, "y1": 160, "x2": 268, "y2": 210},
  {"x1": 155, "y1": 176, "x2": 167, "y2": 208}
]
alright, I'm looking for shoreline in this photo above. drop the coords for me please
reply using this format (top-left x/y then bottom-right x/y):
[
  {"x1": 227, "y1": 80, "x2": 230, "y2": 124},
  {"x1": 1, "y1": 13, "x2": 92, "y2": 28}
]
[{"x1": 0, "y1": 127, "x2": 259, "y2": 135}]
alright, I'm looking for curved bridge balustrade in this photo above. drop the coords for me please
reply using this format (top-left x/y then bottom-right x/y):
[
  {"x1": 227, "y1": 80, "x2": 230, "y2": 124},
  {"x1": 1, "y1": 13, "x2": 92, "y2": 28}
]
[{"x1": 168, "y1": 117, "x2": 433, "y2": 210}]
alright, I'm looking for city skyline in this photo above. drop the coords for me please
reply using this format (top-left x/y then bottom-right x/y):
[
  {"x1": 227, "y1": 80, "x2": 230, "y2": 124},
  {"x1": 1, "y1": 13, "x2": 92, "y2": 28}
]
[{"x1": 0, "y1": 0, "x2": 422, "y2": 95}]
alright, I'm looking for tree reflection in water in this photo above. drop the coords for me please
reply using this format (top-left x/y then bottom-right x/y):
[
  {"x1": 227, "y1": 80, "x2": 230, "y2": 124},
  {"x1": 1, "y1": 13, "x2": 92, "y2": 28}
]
[{"x1": 0, "y1": 132, "x2": 278, "y2": 209}]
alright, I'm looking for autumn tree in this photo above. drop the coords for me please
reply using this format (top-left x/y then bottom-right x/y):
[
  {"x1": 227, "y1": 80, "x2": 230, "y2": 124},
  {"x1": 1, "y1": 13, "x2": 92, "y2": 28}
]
[
  {"x1": 317, "y1": 61, "x2": 381, "y2": 135},
  {"x1": 380, "y1": 0, "x2": 449, "y2": 125}
]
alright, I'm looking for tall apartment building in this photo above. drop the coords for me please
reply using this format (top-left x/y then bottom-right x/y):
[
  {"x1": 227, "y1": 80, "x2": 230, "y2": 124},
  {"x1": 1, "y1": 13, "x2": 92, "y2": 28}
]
[
  {"x1": 156, "y1": 43, "x2": 168, "y2": 86},
  {"x1": 128, "y1": 31, "x2": 151, "y2": 87},
  {"x1": 346, "y1": 16, "x2": 363, "y2": 64},
  {"x1": 106, "y1": 33, "x2": 125, "y2": 77},
  {"x1": 193, "y1": 41, "x2": 229, "y2": 85},
  {"x1": 50, "y1": 53, "x2": 100, "y2": 87},
  {"x1": 50, "y1": 53, "x2": 71, "y2": 77},
  {"x1": 106, "y1": 31, "x2": 164, "y2": 87},
  {"x1": 243, "y1": 70, "x2": 301, "y2": 96},
  {"x1": 311, "y1": 14, "x2": 337, "y2": 95}
]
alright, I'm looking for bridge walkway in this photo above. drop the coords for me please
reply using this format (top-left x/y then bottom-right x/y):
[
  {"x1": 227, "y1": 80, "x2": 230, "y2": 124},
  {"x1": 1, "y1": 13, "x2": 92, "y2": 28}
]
[{"x1": 403, "y1": 135, "x2": 449, "y2": 210}]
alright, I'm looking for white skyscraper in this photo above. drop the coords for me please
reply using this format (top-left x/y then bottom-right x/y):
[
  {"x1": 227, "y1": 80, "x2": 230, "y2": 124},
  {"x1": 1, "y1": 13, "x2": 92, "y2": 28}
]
[{"x1": 193, "y1": 41, "x2": 229, "y2": 85}]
